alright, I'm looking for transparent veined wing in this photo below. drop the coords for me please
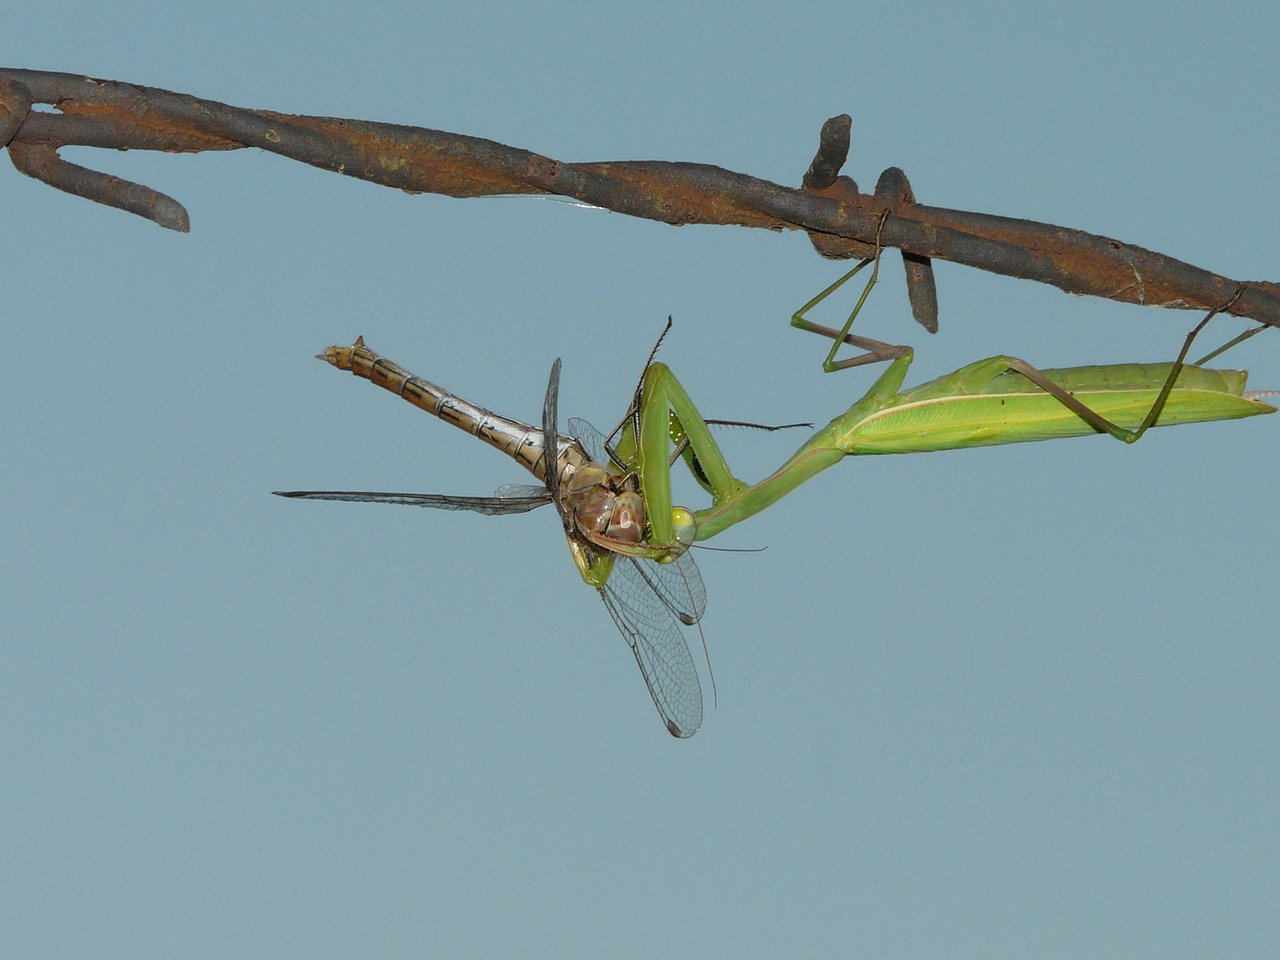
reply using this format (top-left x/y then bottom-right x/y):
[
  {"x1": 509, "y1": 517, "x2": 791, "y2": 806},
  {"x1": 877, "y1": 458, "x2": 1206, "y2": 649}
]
[
  {"x1": 563, "y1": 414, "x2": 706, "y2": 736},
  {"x1": 565, "y1": 416, "x2": 615, "y2": 466},
  {"x1": 557, "y1": 400, "x2": 705, "y2": 735},
  {"x1": 493, "y1": 483, "x2": 554, "y2": 501},
  {"x1": 598, "y1": 553, "x2": 704, "y2": 738},
  {"x1": 542, "y1": 359, "x2": 566, "y2": 527},
  {"x1": 272, "y1": 489, "x2": 551, "y2": 515}
]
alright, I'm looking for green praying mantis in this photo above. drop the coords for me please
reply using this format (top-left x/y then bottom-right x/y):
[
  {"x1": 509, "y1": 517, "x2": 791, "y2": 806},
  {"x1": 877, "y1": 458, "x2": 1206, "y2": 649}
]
[
  {"x1": 624, "y1": 262, "x2": 1274, "y2": 551},
  {"x1": 277, "y1": 263, "x2": 1273, "y2": 736}
]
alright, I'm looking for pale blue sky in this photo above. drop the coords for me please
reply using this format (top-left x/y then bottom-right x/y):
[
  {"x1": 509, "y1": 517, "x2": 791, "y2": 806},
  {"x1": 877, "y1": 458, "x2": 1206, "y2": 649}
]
[{"x1": 5, "y1": 3, "x2": 1280, "y2": 957}]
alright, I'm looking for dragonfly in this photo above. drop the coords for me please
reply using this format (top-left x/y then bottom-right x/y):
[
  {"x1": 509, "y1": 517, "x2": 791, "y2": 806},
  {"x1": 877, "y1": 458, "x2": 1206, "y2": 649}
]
[{"x1": 275, "y1": 338, "x2": 709, "y2": 738}]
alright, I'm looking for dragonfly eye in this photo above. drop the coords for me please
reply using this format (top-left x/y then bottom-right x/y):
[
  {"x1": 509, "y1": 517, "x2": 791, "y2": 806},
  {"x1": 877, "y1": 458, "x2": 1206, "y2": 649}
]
[
  {"x1": 567, "y1": 482, "x2": 616, "y2": 535},
  {"x1": 606, "y1": 491, "x2": 645, "y2": 543}
]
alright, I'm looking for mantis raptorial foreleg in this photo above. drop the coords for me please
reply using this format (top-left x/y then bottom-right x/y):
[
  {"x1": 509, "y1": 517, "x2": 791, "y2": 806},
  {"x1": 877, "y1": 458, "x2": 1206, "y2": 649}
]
[{"x1": 635, "y1": 362, "x2": 750, "y2": 547}]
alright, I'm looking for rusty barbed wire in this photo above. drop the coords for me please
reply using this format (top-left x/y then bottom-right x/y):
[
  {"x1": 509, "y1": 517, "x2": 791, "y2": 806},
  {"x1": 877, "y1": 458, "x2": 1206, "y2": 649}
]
[{"x1": 4, "y1": 67, "x2": 1279, "y2": 331}]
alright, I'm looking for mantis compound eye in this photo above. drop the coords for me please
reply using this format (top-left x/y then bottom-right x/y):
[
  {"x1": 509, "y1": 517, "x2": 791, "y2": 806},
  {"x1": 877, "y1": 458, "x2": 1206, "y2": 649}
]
[{"x1": 670, "y1": 507, "x2": 697, "y2": 553}]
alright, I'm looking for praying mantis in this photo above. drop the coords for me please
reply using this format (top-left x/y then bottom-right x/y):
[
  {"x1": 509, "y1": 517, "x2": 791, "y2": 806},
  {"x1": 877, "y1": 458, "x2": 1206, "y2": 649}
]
[
  {"x1": 276, "y1": 264, "x2": 1273, "y2": 736},
  {"x1": 627, "y1": 264, "x2": 1274, "y2": 550}
]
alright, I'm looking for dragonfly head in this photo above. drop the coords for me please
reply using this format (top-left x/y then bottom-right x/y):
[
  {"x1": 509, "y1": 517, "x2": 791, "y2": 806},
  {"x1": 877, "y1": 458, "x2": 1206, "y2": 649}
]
[
  {"x1": 566, "y1": 476, "x2": 616, "y2": 536},
  {"x1": 605, "y1": 491, "x2": 645, "y2": 543},
  {"x1": 564, "y1": 463, "x2": 696, "y2": 560},
  {"x1": 564, "y1": 468, "x2": 649, "y2": 548}
]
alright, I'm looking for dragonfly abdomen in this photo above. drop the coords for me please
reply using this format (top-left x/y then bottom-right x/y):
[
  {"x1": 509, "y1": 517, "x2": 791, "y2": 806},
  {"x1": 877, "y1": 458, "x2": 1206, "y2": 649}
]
[{"x1": 321, "y1": 337, "x2": 551, "y2": 479}]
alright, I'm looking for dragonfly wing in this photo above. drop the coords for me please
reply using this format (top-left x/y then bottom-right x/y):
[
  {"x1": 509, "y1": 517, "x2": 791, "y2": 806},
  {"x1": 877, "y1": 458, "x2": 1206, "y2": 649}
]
[
  {"x1": 567, "y1": 415, "x2": 706, "y2": 735},
  {"x1": 566, "y1": 417, "x2": 605, "y2": 463},
  {"x1": 493, "y1": 483, "x2": 551, "y2": 499},
  {"x1": 672, "y1": 553, "x2": 707, "y2": 622},
  {"x1": 542, "y1": 359, "x2": 563, "y2": 512},
  {"x1": 272, "y1": 490, "x2": 550, "y2": 515},
  {"x1": 633, "y1": 552, "x2": 707, "y2": 626},
  {"x1": 600, "y1": 555, "x2": 703, "y2": 738}
]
